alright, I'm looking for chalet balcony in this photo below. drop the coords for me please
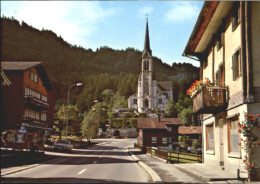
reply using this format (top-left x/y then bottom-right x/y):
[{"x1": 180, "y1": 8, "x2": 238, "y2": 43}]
[
  {"x1": 191, "y1": 86, "x2": 229, "y2": 114},
  {"x1": 24, "y1": 95, "x2": 49, "y2": 110},
  {"x1": 23, "y1": 117, "x2": 48, "y2": 128}
]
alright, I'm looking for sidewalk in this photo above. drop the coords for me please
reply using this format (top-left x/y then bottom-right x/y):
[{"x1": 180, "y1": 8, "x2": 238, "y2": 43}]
[{"x1": 128, "y1": 148, "x2": 206, "y2": 183}]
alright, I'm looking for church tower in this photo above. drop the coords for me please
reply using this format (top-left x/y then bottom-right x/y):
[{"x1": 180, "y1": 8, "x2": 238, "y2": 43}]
[{"x1": 137, "y1": 18, "x2": 155, "y2": 113}]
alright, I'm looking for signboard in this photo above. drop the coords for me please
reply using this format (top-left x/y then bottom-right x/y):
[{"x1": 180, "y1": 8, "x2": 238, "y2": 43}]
[{"x1": 17, "y1": 125, "x2": 27, "y2": 133}]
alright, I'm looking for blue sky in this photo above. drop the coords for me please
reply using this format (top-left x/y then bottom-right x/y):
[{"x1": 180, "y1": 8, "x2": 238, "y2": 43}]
[{"x1": 1, "y1": 1, "x2": 203, "y2": 67}]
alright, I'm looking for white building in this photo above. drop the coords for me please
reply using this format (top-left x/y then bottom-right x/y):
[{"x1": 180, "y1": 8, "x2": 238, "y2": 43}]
[{"x1": 128, "y1": 19, "x2": 173, "y2": 113}]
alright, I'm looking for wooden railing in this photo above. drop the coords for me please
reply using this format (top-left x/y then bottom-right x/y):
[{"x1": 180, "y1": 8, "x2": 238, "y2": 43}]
[
  {"x1": 134, "y1": 144, "x2": 202, "y2": 164},
  {"x1": 192, "y1": 86, "x2": 229, "y2": 114}
]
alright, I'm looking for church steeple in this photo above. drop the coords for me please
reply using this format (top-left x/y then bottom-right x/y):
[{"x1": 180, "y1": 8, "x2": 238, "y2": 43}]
[{"x1": 142, "y1": 18, "x2": 152, "y2": 57}]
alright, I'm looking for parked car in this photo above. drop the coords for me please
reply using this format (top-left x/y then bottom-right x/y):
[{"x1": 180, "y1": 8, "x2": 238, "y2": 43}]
[{"x1": 53, "y1": 140, "x2": 73, "y2": 152}]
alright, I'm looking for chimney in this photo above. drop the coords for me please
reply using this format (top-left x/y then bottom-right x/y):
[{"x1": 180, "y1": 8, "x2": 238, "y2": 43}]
[{"x1": 157, "y1": 113, "x2": 161, "y2": 122}]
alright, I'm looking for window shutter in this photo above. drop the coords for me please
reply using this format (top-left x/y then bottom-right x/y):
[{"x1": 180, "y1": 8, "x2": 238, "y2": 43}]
[{"x1": 232, "y1": 54, "x2": 236, "y2": 80}]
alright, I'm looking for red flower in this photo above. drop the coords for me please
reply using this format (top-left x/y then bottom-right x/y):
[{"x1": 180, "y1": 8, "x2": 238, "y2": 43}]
[
  {"x1": 243, "y1": 159, "x2": 247, "y2": 162},
  {"x1": 249, "y1": 150, "x2": 254, "y2": 154},
  {"x1": 240, "y1": 138, "x2": 243, "y2": 141},
  {"x1": 258, "y1": 142, "x2": 260, "y2": 145},
  {"x1": 241, "y1": 125, "x2": 246, "y2": 129},
  {"x1": 238, "y1": 128, "x2": 241, "y2": 133},
  {"x1": 248, "y1": 141, "x2": 252, "y2": 145},
  {"x1": 238, "y1": 142, "x2": 241, "y2": 146},
  {"x1": 247, "y1": 164, "x2": 252, "y2": 168}
]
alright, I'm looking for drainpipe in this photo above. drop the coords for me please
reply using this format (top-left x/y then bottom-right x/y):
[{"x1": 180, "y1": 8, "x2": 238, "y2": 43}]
[
  {"x1": 240, "y1": 1, "x2": 247, "y2": 102},
  {"x1": 245, "y1": 1, "x2": 254, "y2": 103}
]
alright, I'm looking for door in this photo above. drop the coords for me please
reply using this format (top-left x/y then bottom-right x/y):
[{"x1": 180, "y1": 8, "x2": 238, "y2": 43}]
[{"x1": 219, "y1": 119, "x2": 224, "y2": 166}]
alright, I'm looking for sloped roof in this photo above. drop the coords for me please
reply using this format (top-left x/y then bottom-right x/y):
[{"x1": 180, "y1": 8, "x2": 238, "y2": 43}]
[
  {"x1": 137, "y1": 118, "x2": 183, "y2": 129},
  {"x1": 2, "y1": 61, "x2": 42, "y2": 71},
  {"x1": 178, "y1": 126, "x2": 202, "y2": 135},
  {"x1": 157, "y1": 81, "x2": 172, "y2": 91},
  {"x1": 2, "y1": 61, "x2": 53, "y2": 90}
]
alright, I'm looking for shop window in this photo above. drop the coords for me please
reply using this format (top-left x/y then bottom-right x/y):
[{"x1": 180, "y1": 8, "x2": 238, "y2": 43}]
[
  {"x1": 206, "y1": 123, "x2": 215, "y2": 151},
  {"x1": 232, "y1": 49, "x2": 241, "y2": 80},
  {"x1": 228, "y1": 117, "x2": 240, "y2": 153},
  {"x1": 151, "y1": 137, "x2": 157, "y2": 144}
]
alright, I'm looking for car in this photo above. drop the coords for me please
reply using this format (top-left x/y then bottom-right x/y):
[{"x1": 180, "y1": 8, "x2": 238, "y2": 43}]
[{"x1": 53, "y1": 140, "x2": 73, "y2": 152}]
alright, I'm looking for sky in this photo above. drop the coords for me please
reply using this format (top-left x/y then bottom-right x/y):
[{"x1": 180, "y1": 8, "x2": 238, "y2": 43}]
[{"x1": 1, "y1": 1, "x2": 203, "y2": 67}]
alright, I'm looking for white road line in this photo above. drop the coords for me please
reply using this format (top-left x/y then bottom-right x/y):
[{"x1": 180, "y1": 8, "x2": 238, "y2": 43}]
[
  {"x1": 78, "y1": 169, "x2": 87, "y2": 175},
  {"x1": 93, "y1": 161, "x2": 97, "y2": 164}
]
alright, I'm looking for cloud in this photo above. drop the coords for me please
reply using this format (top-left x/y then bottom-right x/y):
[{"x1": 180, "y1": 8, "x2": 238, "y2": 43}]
[
  {"x1": 139, "y1": 6, "x2": 154, "y2": 16},
  {"x1": 165, "y1": 2, "x2": 200, "y2": 22},
  {"x1": 1, "y1": 1, "x2": 115, "y2": 47}
]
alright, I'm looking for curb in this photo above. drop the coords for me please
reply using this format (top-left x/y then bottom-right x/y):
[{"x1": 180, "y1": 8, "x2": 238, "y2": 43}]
[
  {"x1": 174, "y1": 164, "x2": 211, "y2": 182},
  {"x1": 126, "y1": 148, "x2": 163, "y2": 184}
]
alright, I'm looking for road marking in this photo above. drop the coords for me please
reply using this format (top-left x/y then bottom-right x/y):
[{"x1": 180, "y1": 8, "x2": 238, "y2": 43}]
[
  {"x1": 93, "y1": 161, "x2": 97, "y2": 164},
  {"x1": 78, "y1": 169, "x2": 87, "y2": 175}
]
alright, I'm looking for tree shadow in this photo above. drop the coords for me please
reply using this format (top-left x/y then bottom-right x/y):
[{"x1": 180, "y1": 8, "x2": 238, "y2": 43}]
[{"x1": 1, "y1": 177, "x2": 150, "y2": 183}]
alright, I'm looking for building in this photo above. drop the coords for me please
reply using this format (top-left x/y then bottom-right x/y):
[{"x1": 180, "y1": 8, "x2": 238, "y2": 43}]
[
  {"x1": 128, "y1": 19, "x2": 173, "y2": 113},
  {"x1": 1, "y1": 61, "x2": 54, "y2": 148},
  {"x1": 183, "y1": 1, "x2": 260, "y2": 179},
  {"x1": 137, "y1": 117, "x2": 183, "y2": 149}
]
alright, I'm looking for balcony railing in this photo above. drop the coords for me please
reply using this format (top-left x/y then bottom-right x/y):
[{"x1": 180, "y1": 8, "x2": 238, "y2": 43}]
[
  {"x1": 191, "y1": 86, "x2": 229, "y2": 114},
  {"x1": 24, "y1": 95, "x2": 49, "y2": 110},
  {"x1": 23, "y1": 117, "x2": 48, "y2": 128}
]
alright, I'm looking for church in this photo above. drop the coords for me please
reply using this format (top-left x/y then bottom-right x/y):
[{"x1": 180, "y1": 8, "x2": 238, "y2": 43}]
[{"x1": 128, "y1": 19, "x2": 173, "y2": 113}]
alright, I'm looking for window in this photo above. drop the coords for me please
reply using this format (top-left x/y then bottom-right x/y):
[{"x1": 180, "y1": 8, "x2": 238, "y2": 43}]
[
  {"x1": 228, "y1": 117, "x2": 240, "y2": 153},
  {"x1": 143, "y1": 60, "x2": 149, "y2": 70},
  {"x1": 151, "y1": 137, "x2": 157, "y2": 144},
  {"x1": 162, "y1": 137, "x2": 168, "y2": 144},
  {"x1": 133, "y1": 98, "x2": 137, "y2": 104},
  {"x1": 158, "y1": 98, "x2": 162, "y2": 104},
  {"x1": 41, "y1": 113, "x2": 47, "y2": 121},
  {"x1": 206, "y1": 123, "x2": 215, "y2": 151},
  {"x1": 232, "y1": 49, "x2": 241, "y2": 80},
  {"x1": 216, "y1": 32, "x2": 224, "y2": 50},
  {"x1": 29, "y1": 71, "x2": 38, "y2": 83},
  {"x1": 167, "y1": 127, "x2": 172, "y2": 132},
  {"x1": 232, "y1": 3, "x2": 240, "y2": 30},
  {"x1": 203, "y1": 58, "x2": 208, "y2": 69}
]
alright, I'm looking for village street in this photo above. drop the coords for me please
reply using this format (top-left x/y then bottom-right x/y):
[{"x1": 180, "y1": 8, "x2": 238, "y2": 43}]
[{"x1": 1, "y1": 139, "x2": 205, "y2": 183}]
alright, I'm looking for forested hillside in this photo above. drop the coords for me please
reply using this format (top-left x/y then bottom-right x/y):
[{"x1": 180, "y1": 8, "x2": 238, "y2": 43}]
[{"x1": 1, "y1": 17, "x2": 199, "y2": 111}]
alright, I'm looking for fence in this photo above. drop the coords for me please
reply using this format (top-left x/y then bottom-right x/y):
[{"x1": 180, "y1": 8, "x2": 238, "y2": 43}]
[{"x1": 135, "y1": 144, "x2": 202, "y2": 164}]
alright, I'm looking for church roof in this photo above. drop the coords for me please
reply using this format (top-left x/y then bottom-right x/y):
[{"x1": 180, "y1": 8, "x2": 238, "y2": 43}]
[
  {"x1": 157, "y1": 81, "x2": 172, "y2": 91},
  {"x1": 137, "y1": 118, "x2": 183, "y2": 129},
  {"x1": 142, "y1": 18, "x2": 152, "y2": 57}
]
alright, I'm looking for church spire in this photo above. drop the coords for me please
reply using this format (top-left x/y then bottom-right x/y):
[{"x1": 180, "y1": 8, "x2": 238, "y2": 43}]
[{"x1": 143, "y1": 17, "x2": 152, "y2": 57}]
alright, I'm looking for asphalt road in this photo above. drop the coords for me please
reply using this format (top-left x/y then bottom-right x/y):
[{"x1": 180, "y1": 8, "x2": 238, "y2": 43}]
[{"x1": 1, "y1": 139, "x2": 153, "y2": 183}]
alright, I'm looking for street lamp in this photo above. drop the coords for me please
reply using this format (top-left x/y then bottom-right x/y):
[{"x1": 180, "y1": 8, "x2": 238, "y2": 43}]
[{"x1": 65, "y1": 82, "x2": 83, "y2": 139}]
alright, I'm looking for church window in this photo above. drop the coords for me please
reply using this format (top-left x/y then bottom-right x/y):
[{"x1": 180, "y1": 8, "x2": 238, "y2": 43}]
[
  {"x1": 144, "y1": 60, "x2": 149, "y2": 70},
  {"x1": 144, "y1": 99, "x2": 149, "y2": 107},
  {"x1": 133, "y1": 99, "x2": 137, "y2": 104}
]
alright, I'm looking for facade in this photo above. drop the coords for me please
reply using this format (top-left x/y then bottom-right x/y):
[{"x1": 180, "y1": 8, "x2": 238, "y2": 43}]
[
  {"x1": 128, "y1": 19, "x2": 173, "y2": 113},
  {"x1": 183, "y1": 2, "x2": 260, "y2": 179},
  {"x1": 1, "y1": 61, "x2": 54, "y2": 148},
  {"x1": 137, "y1": 117, "x2": 183, "y2": 148}
]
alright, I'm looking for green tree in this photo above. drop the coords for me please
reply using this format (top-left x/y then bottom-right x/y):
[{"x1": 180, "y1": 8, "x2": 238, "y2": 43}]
[
  {"x1": 178, "y1": 107, "x2": 194, "y2": 126},
  {"x1": 165, "y1": 99, "x2": 178, "y2": 118},
  {"x1": 56, "y1": 104, "x2": 82, "y2": 136}
]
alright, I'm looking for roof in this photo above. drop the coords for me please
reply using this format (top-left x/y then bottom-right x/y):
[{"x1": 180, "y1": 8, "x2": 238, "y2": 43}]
[
  {"x1": 137, "y1": 118, "x2": 183, "y2": 130},
  {"x1": 183, "y1": 2, "x2": 234, "y2": 59},
  {"x1": 157, "y1": 81, "x2": 172, "y2": 91},
  {"x1": 142, "y1": 18, "x2": 152, "y2": 57},
  {"x1": 2, "y1": 61, "x2": 53, "y2": 90},
  {"x1": 1, "y1": 61, "x2": 42, "y2": 71},
  {"x1": 178, "y1": 126, "x2": 202, "y2": 135}
]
